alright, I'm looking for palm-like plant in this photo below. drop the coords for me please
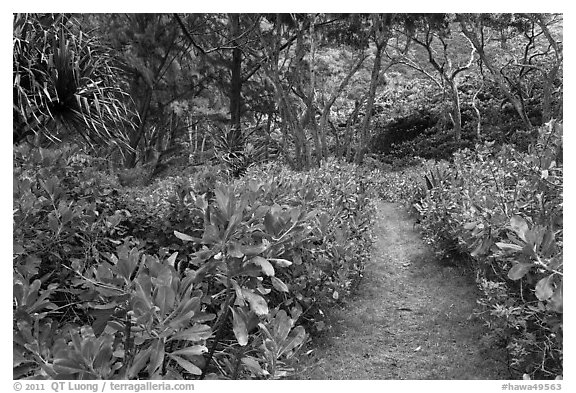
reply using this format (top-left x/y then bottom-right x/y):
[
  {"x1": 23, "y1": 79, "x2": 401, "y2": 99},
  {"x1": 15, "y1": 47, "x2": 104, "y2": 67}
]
[
  {"x1": 210, "y1": 125, "x2": 272, "y2": 177},
  {"x1": 13, "y1": 13, "x2": 137, "y2": 147}
]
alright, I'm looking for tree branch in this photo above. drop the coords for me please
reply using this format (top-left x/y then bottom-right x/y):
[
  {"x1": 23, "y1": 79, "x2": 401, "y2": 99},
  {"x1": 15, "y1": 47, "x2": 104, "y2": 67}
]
[
  {"x1": 323, "y1": 54, "x2": 368, "y2": 113},
  {"x1": 451, "y1": 34, "x2": 476, "y2": 79},
  {"x1": 173, "y1": 13, "x2": 207, "y2": 55},
  {"x1": 385, "y1": 47, "x2": 442, "y2": 89},
  {"x1": 241, "y1": 34, "x2": 298, "y2": 83}
]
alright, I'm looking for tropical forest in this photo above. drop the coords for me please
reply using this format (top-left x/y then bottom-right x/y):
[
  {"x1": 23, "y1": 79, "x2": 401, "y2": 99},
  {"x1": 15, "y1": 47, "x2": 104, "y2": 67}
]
[{"x1": 13, "y1": 13, "x2": 563, "y2": 381}]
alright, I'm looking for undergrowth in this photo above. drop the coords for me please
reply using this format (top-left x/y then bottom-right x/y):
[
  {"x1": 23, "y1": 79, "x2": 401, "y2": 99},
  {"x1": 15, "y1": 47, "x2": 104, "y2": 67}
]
[
  {"x1": 13, "y1": 148, "x2": 374, "y2": 380},
  {"x1": 403, "y1": 121, "x2": 563, "y2": 379}
]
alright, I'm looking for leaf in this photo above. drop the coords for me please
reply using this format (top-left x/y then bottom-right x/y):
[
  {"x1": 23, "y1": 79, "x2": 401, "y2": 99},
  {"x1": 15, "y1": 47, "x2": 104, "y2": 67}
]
[
  {"x1": 268, "y1": 258, "x2": 293, "y2": 268},
  {"x1": 154, "y1": 286, "x2": 175, "y2": 317},
  {"x1": 90, "y1": 308, "x2": 115, "y2": 337},
  {"x1": 173, "y1": 296, "x2": 201, "y2": 320},
  {"x1": 227, "y1": 242, "x2": 244, "y2": 258},
  {"x1": 463, "y1": 222, "x2": 477, "y2": 230},
  {"x1": 168, "y1": 310, "x2": 196, "y2": 330},
  {"x1": 271, "y1": 276, "x2": 289, "y2": 293},
  {"x1": 48, "y1": 214, "x2": 59, "y2": 233},
  {"x1": 272, "y1": 310, "x2": 292, "y2": 343},
  {"x1": 190, "y1": 312, "x2": 216, "y2": 323},
  {"x1": 540, "y1": 229, "x2": 556, "y2": 257},
  {"x1": 496, "y1": 242, "x2": 523, "y2": 252},
  {"x1": 535, "y1": 275, "x2": 555, "y2": 301},
  {"x1": 201, "y1": 224, "x2": 220, "y2": 245},
  {"x1": 263, "y1": 211, "x2": 279, "y2": 236},
  {"x1": 471, "y1": 236, "x2": 491, "y2": 257},
  {"x1": 169, "y1": 354, "x2": 202, "y2": 376},
  {"x1": 170, "y1": 345, "x2": 208, "y2": 357},
  {"x1": 174, "y1": 230, "x2": 200, "y2": 243},
  {"x1": 425, "y1": 174, "x2": 433, "y2": 190},
  {"x1": 224, "y1": 212, "x2": 243, "y2": 241},
  {"x1": 147, "y1": 338, "x2": 165, "y2": 377},
  {"x1": 230, "y1": 307, "x2": 249, "y2": 346},
  {"x1": 548, "y1": 283, "x2": 563, "y2": 313},
  {"x1": 241, "y1": 288, "x2": 269, "y2": 316},
  {"x1": 166, "y1": 252, "x2": 178, "y2": 267},
  {"x1": 241, "y1": 357, "x2": 266, "y2": 376},
  {"x1": 507, "y1": 263, "x2": 534, "y2": 280},
  {"x1": 168, "y1": 324, "x2": 212, "y2": 342},
  {"x1": 242, "y1": 241, "x2": 269, "y2": 256},
  {"x1": 127, "y1": 347, "x2": 152, "y2": 378},
  {"x1": 250, "y1": 256, "x2": 275, "y2": 276},
  {"x1": 116, "y1": 247, "x2": 140, "y2": 282},
  {"x1": 214, "y1": 187, "x2": 231, "y2": 219},
  {"x1": 53, "y1": 358, "x2": 87, "y2": 375},
  {"x1": 134, "y1": 279, "x2": 154, "y2": 311},
  {"x1": 510, "y1": 215, "x2": 529, "y2": 242},
  {"x1": 279, "y1": 326, "x2": 306, "y2": 358}
]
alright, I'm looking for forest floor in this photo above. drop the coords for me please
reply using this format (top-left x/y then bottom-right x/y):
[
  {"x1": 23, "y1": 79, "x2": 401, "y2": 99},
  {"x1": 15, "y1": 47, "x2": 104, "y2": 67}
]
[{"x1": 294, "y1": 200, "x2": 509, "y2": 379}]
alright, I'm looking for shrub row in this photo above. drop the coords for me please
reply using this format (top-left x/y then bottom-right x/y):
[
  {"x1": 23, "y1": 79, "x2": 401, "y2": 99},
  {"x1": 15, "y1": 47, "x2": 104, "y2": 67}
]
[
  {"x1": 409, "y1": 121, "x2": 563, "y2": 379},
  {"x1": 13, "y1": 148, "x2": 374, "y2": 380}
]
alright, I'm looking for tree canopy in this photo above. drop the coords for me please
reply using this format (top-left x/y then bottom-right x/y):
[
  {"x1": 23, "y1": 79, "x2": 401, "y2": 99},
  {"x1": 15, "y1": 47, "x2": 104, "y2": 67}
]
[{"x1": 13, "y1": 13, "x2": 563, "y2": 169}]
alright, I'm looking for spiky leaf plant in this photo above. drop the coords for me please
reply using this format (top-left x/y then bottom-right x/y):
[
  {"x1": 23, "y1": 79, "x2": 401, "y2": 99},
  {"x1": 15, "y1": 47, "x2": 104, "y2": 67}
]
[
  {"x1": 211, "y1": 126, "x2": 266, "y2": 177},
  {"x1": 13, "y1": 13, "x2": 137, "y2": 148}
]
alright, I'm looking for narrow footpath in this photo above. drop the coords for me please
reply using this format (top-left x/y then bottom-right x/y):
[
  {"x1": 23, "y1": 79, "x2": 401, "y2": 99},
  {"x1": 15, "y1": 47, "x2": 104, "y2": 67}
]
[{"x1": 296, "y1": 201, "x2": 508, "y2": 379}]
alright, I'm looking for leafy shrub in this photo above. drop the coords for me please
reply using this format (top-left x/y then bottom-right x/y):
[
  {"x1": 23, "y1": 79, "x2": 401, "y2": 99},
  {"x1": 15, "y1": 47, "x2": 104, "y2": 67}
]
[
  {"x1": 116, "y1": 166, "x2": 153, "y2": 187},
  {"x1": 13, "y1": 144, "x2": 122, "y2": 281},
  {"x1": 232, "y1": 159, "x2": 374, "y2": 330},
  {"x1": 370, "y1": 109, "x2": 438, "y2": 155},
  {"x1": 410, "y1": 121, "x2": 563, "y2": 379},
  {"x1": 13, "y1": 143, "x2": 131, "y2": 378},
  {"x1": 368, "y1": 157, "x2": 441, "y2": 204},
  {"x1": 14, "y1": 150, "x2": 374, "y2": 380},
  {"x1": 383, "y1": 128, "x2": 475, "y2": 163}
]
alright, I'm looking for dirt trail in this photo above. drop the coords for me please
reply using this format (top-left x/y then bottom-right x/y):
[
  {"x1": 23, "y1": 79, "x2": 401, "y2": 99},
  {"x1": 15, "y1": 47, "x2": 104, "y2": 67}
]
[{"x1": 296, "y1": 201, "x2": 507, "y2": 379}]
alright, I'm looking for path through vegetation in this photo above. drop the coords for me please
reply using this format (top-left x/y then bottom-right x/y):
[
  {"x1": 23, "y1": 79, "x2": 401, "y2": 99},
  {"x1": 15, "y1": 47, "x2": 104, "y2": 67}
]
[{"x1": 296, "y1": 201, "x2": 508, "y2": 379}]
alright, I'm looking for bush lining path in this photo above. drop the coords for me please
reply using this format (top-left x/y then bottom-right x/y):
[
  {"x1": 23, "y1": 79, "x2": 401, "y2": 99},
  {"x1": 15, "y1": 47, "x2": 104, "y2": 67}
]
[{"x1": 296, "y1": 201, "x2": 508, "y2": 379}]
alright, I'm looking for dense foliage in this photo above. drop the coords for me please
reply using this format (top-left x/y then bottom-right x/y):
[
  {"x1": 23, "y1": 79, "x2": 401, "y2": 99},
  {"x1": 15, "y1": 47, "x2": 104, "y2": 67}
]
[
  {"x1": 13, "y1": 13, "x2": 562, "y2": 381},
  {"x1": 13, "y1": 148, "x2": 374, "y2": 379},
  {"x1": 407, "y1": 121, "x2": 562, "y2": 379},
  {"x1": 13, "y1": 14, "x2": 136, "y2": 147}
]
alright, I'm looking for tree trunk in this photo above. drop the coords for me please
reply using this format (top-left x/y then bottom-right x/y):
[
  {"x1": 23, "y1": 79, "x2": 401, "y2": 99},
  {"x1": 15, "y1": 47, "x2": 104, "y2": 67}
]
[
  {"x1": 472, "y1": 82, "x2": 483, "y2": 138},
  {"x1": 345, "y1": 100, "x2": 362, "y2": 161},
  {"x1": 278, "y1": 107, "x2": 294, "y2": 169},
  {"x1": 329, "y1": 120, "x2": 340, "y2": 157},
  {"x1": 229, "y1": 14, "x2": 242, "y2": 130},
  {"x1": 307, "y1": 106, "x2": 322, "y2": 167},
  {"x1": 533, "y1": 14, "x2": 562, "y2": 124},
  {"x1": 254, "y1": 13, "x2": 310, "y2": 170},
  {"x1": 290, "y1": 21, "x2": 318, "y2": 168},
  {"x1": 541, "y1": 66, "x2": 558, "y2": 124},
  {"x1": 355, "y1": 43, "x2": 384, "y2": 164},
  {"x1": 450, "y1": 81, "x2": 462, "y2": 141},
  {"x1": 308, "y1": 15, "x2": 323, "y2": 165},
  {"x1": 265, "y1": 111, "x2": 272, "y2": 160},
  {"x1": 271, "y1": 73, "x2": 309, "y2": 170},
  {"x1": 319, "y1": 54, "x2": 367, "y2": 161}
]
